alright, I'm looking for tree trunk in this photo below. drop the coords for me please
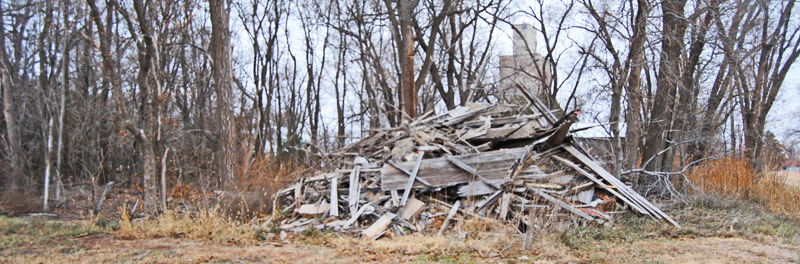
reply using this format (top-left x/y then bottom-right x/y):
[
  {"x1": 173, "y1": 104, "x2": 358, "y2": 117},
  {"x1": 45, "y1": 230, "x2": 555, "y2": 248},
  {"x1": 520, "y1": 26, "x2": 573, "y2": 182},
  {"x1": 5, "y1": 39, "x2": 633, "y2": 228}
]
[
  {"x1": 623, "y1": 0, "x2": 648, "y2": 175},
  {"x1": 1, "y1": 49, "x2": 23, "y2": 192},
  {"x1": 400, "y1": 0, "x2": 416, "y2": 120},
  {"x1": 640, "y1": 0, "x2": 687, "y2": 177},
  {"x1": 55, "y1": 0, "x2": 70, "y2": 202},
  {"x1": 88, "y1": 0, "x2": 158, "y2": 212},
  {"x1": 209, "y1": 0, "x2": 236, "y2": 183}
]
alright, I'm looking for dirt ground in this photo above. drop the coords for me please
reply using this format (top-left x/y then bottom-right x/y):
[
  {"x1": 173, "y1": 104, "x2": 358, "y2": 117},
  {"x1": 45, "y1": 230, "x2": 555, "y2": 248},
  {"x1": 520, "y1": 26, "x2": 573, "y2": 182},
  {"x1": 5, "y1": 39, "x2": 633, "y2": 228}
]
[
  {"x1": 3, "y1": 187, "x2": 800, "y2": 263},
  {"x1": 1, "y1": 225, "x2": 798, "y2": 263}
]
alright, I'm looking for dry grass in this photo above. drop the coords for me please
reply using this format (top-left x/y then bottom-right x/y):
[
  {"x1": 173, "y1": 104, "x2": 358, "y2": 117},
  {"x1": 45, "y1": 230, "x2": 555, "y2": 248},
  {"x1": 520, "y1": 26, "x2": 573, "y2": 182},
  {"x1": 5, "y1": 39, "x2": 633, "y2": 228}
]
[
  {"x1": 0, "y1": 190, "x2": 42, "y2": 216},
  {"x1": 753, "y1": 172, "x2": 800, "y2": 218},
  {"x1": 687, "y1": 156, "x2": 800, "y2": 219},
  {"x1": 213, "y1": 156, "x2": 305, "y2": 219},
  {"x1": 116, "y1": 205, "x2": 257, "y2": 245},
  {"x1": 687, "y1": 156, "x2": 755, "y2": 196}
]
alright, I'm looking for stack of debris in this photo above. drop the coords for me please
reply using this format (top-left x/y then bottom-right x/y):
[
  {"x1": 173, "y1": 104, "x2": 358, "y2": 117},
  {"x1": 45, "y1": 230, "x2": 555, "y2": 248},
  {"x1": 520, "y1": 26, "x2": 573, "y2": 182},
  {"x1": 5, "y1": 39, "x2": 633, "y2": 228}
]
[{"x1": 275, "y1": 97, "x2": 679, "y2": 239}]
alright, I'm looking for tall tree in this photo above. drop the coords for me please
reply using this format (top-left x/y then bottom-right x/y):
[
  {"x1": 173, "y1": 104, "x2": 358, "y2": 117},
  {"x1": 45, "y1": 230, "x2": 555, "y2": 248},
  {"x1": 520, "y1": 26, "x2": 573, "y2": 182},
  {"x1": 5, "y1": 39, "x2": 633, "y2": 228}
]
[
  {"x1": 384, "y1": 0, "x2": 420, "y2": 120},
  {"x1": 209, "y1": 0, "x2": 236, "y2": 182},
  {"x1": 0, "y1": 0, "x2": 25, "y2": 192}
]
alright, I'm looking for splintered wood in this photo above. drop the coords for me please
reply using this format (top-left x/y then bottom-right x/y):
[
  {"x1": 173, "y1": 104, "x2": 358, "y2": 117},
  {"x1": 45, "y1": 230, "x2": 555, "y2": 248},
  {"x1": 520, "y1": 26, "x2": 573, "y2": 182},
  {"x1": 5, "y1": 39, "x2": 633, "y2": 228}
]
[{"x1": 275, "y1": 102, "x2": 680, "y2": 239}]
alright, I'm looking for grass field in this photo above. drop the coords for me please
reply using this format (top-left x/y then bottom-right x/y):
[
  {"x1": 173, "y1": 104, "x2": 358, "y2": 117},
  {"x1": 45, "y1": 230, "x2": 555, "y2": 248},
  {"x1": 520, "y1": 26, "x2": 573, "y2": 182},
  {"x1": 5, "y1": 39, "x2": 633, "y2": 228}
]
[{"x1": 2, "y1": 194, "x2": 799, "y2": 263}]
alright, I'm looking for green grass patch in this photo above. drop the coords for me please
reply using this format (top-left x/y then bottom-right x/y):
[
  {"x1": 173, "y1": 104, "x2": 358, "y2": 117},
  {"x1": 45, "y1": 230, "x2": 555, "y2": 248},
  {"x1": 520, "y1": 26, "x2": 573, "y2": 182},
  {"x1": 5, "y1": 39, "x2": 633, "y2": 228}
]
[{"x1": 0, "y1": 216, "x2": 108, "y2": 251}]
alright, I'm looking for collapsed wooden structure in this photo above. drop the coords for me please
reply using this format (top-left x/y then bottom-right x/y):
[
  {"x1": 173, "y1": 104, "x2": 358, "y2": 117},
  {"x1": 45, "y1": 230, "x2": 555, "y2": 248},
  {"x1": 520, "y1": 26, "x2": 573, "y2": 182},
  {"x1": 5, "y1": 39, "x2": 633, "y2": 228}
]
[{"x1": 275, "y1": 98, "x2": 679, "y2": 239}]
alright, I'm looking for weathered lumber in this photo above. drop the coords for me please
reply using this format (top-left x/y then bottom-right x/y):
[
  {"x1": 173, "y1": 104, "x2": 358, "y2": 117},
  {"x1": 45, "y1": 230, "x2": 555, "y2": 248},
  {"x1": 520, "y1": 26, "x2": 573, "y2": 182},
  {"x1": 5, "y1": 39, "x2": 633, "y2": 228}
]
[
  {"x1": 362, "y1": 213, "x2": 396, "y2": 240},
  {"x1": 390, "y1": 189, "x2": 399, "y2": 206},
  {"x1": 498, "y1": 193, "x2": 512, "y2": 220},
  {"x1": 348, "y1": 165, "x2": 361, "y2": 214},
  {"x1": 93, "y1": 181, "x2": 115, "y2": 215},
  {"x1": 562, "y1": 146, "x2": 680, "y2": 228},
  {"x1": 298, "y1": 200, "x2": 330, "y2": 215},
  {"x1": 438, "y1": 200, "x2": 461, "y2": 235},
  {"x1": 344, "y1": 202, "x2": 375, "y2": 228},
  {"x1": 400, "y1": 197, "x2": 425, "y2": 220},
  {"x1": 330, "y1": 177, "x2": 339, "y2": 217},
  {"x1": 387, "y1": 160, "x2": 432, "y2": 187},
  {"x1": 400, "y1": 152, "x2": 425, "y2": 206},
  {"x1": 446, "y1": 155, "x2": 501, "y2": 189},
  {"x1": 550, "y1": 155, "x2": 650, "y2": 216},
  {"x1": 530, "y1": 188, "x2": 603, "y2": 224},
  {"x1": 476, "y1": 190, "x2": 502, "y2": 211},
  {"x1": 457, "y1": 179, "x2": 504, "y2": 197},
  {"x1": 381, "y1": 147, "x2": 541, "y2": 190},
  {"x1": 293, "y1": 179, "x2": 304, "y2": 214}
]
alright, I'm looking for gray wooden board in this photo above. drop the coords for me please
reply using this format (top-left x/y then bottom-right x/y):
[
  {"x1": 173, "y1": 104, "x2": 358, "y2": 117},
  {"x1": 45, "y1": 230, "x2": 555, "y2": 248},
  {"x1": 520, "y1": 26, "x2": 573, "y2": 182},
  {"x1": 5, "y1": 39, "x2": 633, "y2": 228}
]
[
  {"x1": 550, "y1": 154, "x2": 651, "y2": 215},
  {"x1": 457, "y1": 179, "x2": 504, "y2": 197},
  {"x1": 381, "y1": 147, "x2": 541, "y2": 190},
  {"x1": 531, "y1": 188, "x2": 602, "y2": 223},
  {"x1": 562, "y1": 145, "x2": 681, "y2": 228}
]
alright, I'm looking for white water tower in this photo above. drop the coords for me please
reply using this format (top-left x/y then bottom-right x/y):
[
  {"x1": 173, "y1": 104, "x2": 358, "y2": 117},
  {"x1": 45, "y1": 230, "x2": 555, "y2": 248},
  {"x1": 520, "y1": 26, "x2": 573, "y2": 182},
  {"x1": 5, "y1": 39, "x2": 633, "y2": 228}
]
[{"x1": 513, "y1": 23, "x2": 537, "y2": 56}]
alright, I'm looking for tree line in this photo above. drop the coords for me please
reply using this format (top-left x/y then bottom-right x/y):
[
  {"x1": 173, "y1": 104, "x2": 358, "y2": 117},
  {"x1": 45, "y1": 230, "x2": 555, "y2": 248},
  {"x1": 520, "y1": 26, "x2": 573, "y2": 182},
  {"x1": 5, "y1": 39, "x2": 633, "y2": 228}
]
[{"x1": 1, "y1": 0, "x2": 798, "y2": 212}]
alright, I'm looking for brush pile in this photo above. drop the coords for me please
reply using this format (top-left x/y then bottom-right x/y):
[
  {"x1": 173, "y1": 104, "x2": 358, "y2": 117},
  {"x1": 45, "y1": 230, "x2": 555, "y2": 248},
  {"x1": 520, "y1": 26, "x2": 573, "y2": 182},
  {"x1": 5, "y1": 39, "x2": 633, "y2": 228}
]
[{"x1": 274, "y1": 98, "x2": 679, "y2": 239}]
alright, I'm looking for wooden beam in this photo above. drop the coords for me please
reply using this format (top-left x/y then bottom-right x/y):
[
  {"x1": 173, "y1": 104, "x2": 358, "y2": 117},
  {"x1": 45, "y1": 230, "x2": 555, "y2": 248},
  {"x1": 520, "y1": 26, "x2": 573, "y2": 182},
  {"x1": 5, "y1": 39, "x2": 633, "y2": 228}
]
[
  {"x1": 362, "y1": 213, "x2": 396, "y2": 240},
  {"x1": 550, "y1": 155, "x2": 650, "y2": 216},
  {"x1": 438, "y1": 200, "x2": 461, "y2": 235},
  {"x1": 498, "y1": 193, "x2": 511, "y2": 220},
  {"x1": 400, "y1": 197, "x2": 425, "y2": 220},
  {"x1": 530, "y1": 188, "x2": 603, "y2": 224},
  {"x1": 446, "y1": 155, "x2": 501, "y2": 189},
  {"x1": 563, "y1": 146, "x2": 680, "y2": 228},
  {"x1": 330, "y1": 177, "x2": 339, "y2": 217},
  {"x1": 400, "y1": 151, "x2": 424, "y2": 206},
  {"x1": 381, "y1": 147, "x2": 542, "y2": 190},
  {"x1": 387, "y1": 160, "x2": 432, "y2": 187},
  {"x1": 348, "y1": 165, "x2": 361, "y2": 215}
]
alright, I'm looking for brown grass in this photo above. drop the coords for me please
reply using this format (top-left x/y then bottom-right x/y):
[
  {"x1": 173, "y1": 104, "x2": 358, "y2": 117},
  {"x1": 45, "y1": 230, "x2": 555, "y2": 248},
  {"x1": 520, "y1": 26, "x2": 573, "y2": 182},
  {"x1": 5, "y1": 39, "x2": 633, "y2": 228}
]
[
  {"x1": 687, "y1": 156, "x2": 800, "y2": 219},
  {"x1": 214, "y1": 156, "x2": 305, "y2": 219},
  {"x1": 0, "y1": 190, "x2": 42, "y2": 216},
  {"x1": 116, "y1": 205, "x2": 257, "y2": 245}
]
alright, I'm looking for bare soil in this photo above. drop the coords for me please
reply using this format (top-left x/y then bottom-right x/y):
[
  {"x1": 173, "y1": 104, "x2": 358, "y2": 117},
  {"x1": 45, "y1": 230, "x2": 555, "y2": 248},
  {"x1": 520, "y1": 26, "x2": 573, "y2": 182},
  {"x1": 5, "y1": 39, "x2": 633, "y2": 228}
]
[
  {"x1": 2, "y1": 188, "x2": 799, "y2": 263},
  {"x1": 1, "y1": 226, "x2": 798, "y2": 263}
]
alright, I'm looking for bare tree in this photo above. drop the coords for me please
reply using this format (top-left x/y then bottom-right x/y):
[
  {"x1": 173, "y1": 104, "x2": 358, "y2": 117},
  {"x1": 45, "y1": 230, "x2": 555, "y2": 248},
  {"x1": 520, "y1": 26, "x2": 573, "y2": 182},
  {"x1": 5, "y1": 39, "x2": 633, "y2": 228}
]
[{"x1": 209, "y1": 0, "x2": 236, "y2": 182}]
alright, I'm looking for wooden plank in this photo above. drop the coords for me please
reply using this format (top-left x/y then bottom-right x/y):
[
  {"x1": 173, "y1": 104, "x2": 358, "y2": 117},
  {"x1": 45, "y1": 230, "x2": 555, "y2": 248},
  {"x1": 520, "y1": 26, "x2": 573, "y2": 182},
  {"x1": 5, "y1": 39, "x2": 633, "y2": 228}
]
[
  {"x1": 293, "y1": 179, "x2": 303, "y2": 214},
  {"x1": 563, "y1": 146, "x2": 667, "y2": 215},
  {"x1": 562, "y1": 146, "x2": 681, "y2": 228},
  {"x1": 362, "y1": 213, "x2": 396, "y2": 240},
  {"x1": 430, "y1": 199, "x2": 497, "y2": 223},
  {"x1": 462, "y1": 112, "x2": 554, "y2": 127},
  {"x1": 525, "y1": 183, "x2": 562, "y2": 189},
  {"x1": 387, "y1": 161, "x2": 432, "y2": 187},
  {"x1": 381, "y1": 147, "x2": 542, "y2": 190},
  {"x1": 298, "y1": 201, "x2": 330, "y2": 215},
  {"x1": 475, "y1": 190, "x2": 502, "y2": 210},
  {"x1": 531, "y1": 188, "x2": 603, "y2": 224},
  {"x1": 390, "y1": 190, "x2": 399, "y2": 207},
  {"x1": 330, "y1": 177, "x2": 339, "y2": 217},
  {"x1": 442, "y1": 106, "x2": 489, "y2": 126},
  {"x1": 498, "y1": 193, "x2": 511, "y2": 220},
  {"x1": 550, "y1": 155, "x2": 650, "y2": 215},
  {"x1": 400, "y1": 197, "x2": 425, "y2": 220},
  {"x1": 438, "y1": 200, "x2": 461, "y2": 235},
  {"x1": 400, "y1": 152, "x2": 425, "y2": 206},
  {"x1": 344, "y1": 202, "x2": 374, "y2": 228},
  {"x1": 457, "y1": 180, "x2": 503, "y2": 197},
  {"x1": 446, "y1": 155, "x2": 501, "y2": 189},
  {"x1": 348, "y1": 165, "x2": 361, "y2": 215}
]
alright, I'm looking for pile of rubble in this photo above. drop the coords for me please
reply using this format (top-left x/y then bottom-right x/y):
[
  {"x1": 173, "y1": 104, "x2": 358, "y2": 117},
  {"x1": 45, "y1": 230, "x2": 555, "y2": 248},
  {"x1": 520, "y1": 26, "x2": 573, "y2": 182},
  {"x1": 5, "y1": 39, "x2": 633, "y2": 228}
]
[{"x1": 275, "y1": 96, "x2": 679, "y2": 239}]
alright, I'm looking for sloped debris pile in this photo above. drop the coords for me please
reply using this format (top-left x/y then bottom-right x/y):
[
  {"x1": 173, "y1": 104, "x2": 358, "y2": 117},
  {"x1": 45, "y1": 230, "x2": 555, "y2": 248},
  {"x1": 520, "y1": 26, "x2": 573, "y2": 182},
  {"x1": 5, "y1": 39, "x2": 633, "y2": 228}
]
[{"x1": 274, "y1": 99, "x2": 679, "y2": 240}]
